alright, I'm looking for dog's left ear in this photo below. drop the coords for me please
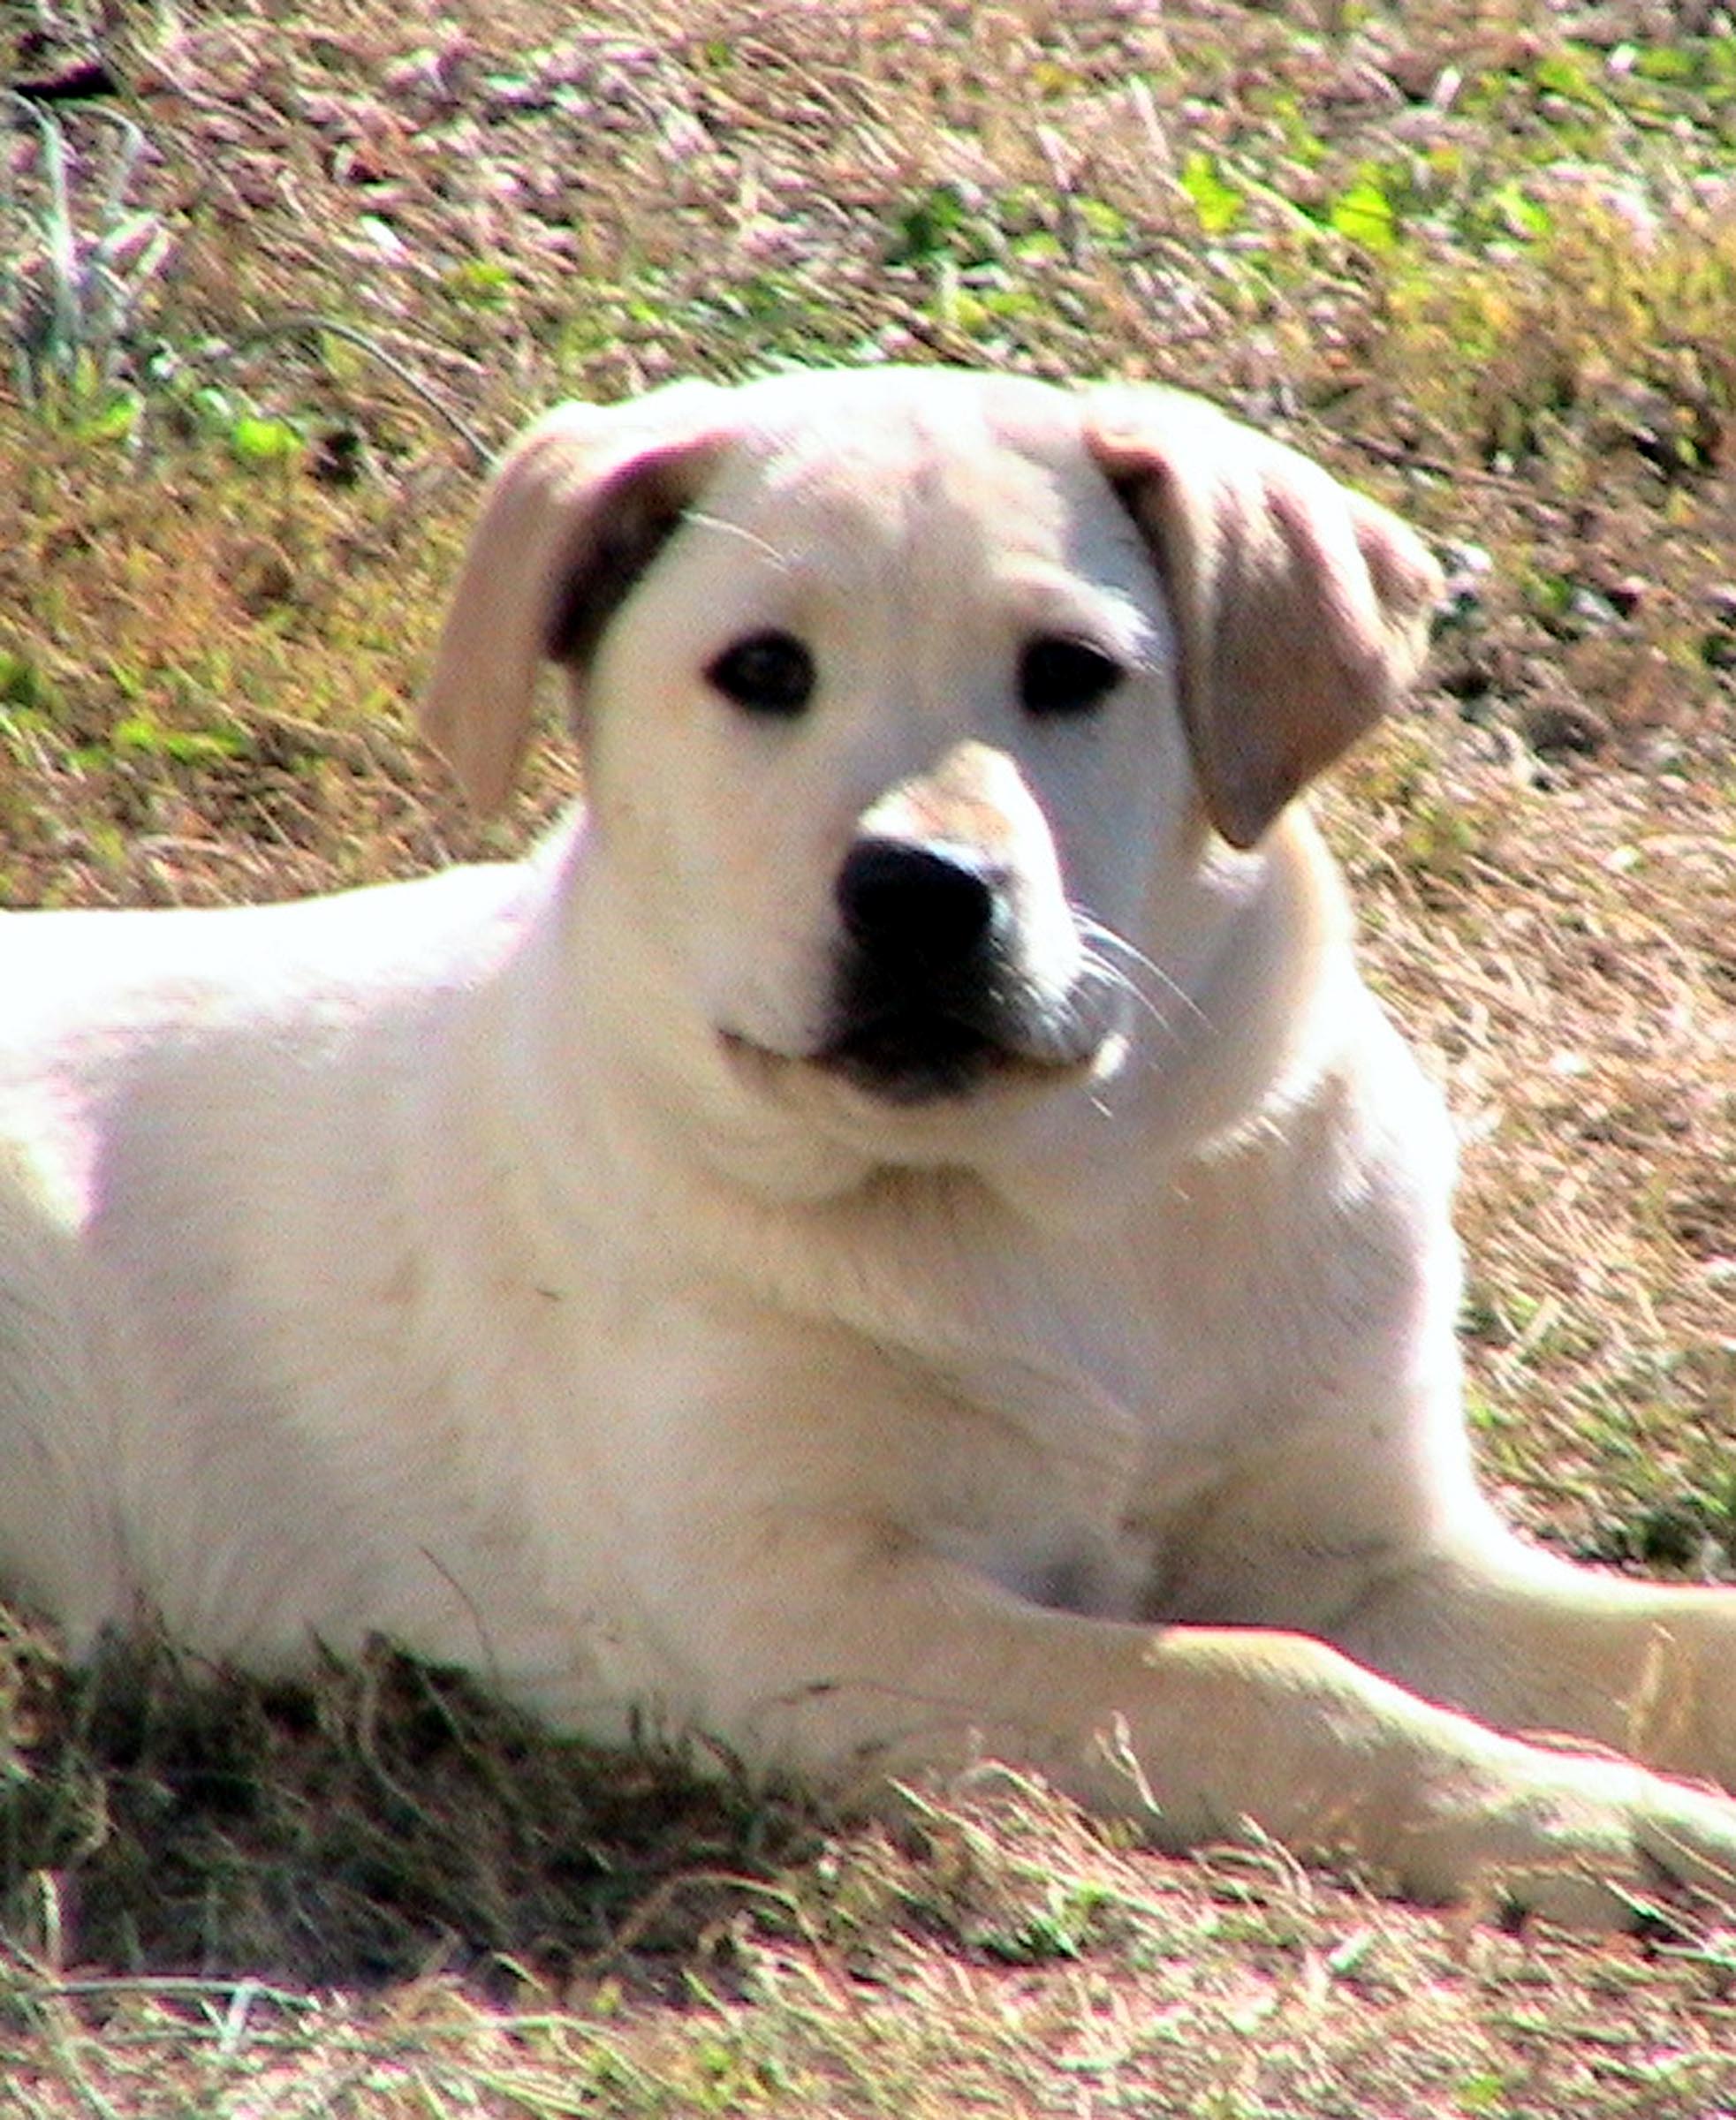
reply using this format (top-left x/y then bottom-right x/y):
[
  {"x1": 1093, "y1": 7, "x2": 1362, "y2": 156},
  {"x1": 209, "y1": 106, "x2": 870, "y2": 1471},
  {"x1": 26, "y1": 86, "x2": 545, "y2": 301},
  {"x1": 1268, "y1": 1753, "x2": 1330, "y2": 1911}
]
[
  {"x1": 421, "y1": 386, "x2": 729, "y2": 813},
  {"x1": 1088, "y1": 390, "x2": 1442, "y2": 850}
]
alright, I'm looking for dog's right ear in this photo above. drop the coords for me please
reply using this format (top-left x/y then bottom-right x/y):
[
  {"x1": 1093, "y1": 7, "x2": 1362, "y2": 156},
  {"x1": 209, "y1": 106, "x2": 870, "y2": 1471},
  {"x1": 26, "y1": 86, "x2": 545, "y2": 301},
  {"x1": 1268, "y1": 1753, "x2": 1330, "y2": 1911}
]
[{"x1": 421, "y1": 390, "x2": 729, "y2": 813}]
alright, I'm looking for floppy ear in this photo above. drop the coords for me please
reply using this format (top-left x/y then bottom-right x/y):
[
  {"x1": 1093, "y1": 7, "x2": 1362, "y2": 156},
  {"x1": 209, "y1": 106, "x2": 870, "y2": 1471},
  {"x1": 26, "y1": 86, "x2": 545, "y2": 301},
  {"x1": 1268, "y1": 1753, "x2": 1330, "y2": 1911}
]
[
  {"x1": 421, "y1": 386, "x2": 730, "y2": 813},
  {"x1": 1087, "y1": 390, "x2": 1442, "y2": 850}
]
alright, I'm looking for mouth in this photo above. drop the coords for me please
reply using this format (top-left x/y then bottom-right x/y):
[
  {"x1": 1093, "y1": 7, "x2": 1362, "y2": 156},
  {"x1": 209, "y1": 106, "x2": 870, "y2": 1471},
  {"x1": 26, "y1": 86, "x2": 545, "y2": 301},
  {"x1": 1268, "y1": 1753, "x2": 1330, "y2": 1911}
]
[
  {"x1": 816, "y1": 1007, "x2": 1009, "y2": 1104},
  {"x1": 722, "y1": 1005, "x2": 1101, "y2": 1109}
]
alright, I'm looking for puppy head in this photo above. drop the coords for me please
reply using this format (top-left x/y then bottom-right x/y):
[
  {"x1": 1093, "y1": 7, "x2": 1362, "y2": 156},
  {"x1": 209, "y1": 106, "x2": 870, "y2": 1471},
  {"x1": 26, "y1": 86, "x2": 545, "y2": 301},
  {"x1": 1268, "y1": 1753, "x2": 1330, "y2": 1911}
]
[{"x1": 421, "y1": 369, "x2": 1438, "y2": 1140}]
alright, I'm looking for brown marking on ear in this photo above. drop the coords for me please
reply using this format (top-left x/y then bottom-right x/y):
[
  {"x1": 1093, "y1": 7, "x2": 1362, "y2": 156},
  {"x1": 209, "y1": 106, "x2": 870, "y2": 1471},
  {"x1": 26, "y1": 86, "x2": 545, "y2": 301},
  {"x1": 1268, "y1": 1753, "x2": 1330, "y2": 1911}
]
[
  {"x1": 1088, "y1": 390, "x2": 1442, "y2": 849},
  {"x1": 542, "y1": 450, "x2": 704, "y2": 672},
  {"x1": 420, "y1": 390, "x2": 728, "y2": 813}
]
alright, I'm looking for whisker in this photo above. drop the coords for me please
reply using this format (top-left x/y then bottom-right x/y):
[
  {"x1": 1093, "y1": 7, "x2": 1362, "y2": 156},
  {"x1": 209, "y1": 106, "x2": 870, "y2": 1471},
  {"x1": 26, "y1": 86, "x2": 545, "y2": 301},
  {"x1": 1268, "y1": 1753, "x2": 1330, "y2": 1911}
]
[
  {"x1": 1073, "y1": 950, "x2": 1182, "y2": 1050},
  {"x1": 1073, "y1": 912, "x2": 1209, "y2": 1028},
  {"x1": 1069, "y1": 910, "x2": 1211, "y2": 1058},
  {"x1": 685, "y1": 508, "x2": 789, "y2": 569}
]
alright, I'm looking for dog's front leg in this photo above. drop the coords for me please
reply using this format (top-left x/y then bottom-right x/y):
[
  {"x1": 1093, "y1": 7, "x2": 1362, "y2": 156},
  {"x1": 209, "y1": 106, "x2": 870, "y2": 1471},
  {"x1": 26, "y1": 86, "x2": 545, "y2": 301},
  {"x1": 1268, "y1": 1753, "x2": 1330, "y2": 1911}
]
[
  {"x1": 666, "y1": 1520, "x2": 1736, "y2": 1931},
  {"x1": 1323, "y1": 1513, "x2": 1736, "y2": 1793}
]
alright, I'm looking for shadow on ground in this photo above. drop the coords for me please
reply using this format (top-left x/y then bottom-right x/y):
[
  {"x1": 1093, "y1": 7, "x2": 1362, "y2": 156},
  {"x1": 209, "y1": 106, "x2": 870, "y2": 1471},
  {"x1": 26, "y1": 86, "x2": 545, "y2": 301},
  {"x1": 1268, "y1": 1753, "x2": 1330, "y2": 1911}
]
[{"x1": 0, "y1": 1618, "x2": 817, "y2": 1996}]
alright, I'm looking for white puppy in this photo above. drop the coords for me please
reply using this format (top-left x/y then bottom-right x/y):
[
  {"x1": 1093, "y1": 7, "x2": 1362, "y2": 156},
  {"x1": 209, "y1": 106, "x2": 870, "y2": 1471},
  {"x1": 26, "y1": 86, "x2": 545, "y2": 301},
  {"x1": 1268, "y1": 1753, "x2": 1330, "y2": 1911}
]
[{"x1": 3, "y1": 367, "x2": 1733, "y2": 1927}]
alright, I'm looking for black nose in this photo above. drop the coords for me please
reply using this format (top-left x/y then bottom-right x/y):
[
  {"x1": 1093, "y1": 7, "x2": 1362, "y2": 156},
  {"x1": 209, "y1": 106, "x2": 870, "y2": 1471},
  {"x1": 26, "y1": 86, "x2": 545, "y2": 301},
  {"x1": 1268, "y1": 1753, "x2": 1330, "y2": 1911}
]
[{"x1": 835, "y1": 837, "x2": 999, "y2": 975}]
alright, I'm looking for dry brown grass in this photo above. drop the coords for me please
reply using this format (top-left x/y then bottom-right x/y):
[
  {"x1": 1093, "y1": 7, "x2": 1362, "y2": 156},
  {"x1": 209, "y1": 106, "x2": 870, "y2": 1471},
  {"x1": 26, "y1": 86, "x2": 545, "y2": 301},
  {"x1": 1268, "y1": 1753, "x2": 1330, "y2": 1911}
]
[{"x1": 3, "y1": 1, "x2": 1736, "y2": 2110}]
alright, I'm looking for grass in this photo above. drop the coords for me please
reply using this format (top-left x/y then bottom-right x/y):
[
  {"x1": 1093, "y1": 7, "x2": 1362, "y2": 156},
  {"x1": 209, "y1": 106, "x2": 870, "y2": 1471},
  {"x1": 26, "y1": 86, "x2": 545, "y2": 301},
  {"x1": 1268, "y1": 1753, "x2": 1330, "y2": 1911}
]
[
  {"x1": 1, "y1": 0, "x2": 1735, "y2": 2109},
  {"x1": 6, "y1": 1626, "x2": 1736, "y2": 2118}
]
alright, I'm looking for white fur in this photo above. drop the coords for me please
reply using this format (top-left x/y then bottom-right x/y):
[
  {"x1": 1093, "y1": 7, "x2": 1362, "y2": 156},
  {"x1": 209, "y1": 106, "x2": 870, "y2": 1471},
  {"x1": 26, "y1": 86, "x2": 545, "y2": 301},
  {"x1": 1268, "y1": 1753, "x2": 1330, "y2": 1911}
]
[{"x1": 4, "y1": 367, "x2": 1734, "y2": 1928}]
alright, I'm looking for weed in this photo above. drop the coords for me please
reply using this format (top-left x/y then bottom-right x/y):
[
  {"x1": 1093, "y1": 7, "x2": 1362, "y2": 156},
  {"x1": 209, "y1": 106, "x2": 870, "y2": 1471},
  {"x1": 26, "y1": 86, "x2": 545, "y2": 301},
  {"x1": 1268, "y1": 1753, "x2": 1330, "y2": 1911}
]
[{"x1": 1, "y1": 94, "x2": 170, "y2": 432}]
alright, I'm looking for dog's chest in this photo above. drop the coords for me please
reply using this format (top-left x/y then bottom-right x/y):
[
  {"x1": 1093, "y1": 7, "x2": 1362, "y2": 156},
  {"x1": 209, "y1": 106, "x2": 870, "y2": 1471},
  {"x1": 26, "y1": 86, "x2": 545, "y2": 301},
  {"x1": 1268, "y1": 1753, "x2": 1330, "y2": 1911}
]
[
  {"x1": 865, "y1": 1216, "x2": 1296, "y2": 1601},
  {"x1": 898, "y1": 1104, "x2": 1433, "y2": 1616}
]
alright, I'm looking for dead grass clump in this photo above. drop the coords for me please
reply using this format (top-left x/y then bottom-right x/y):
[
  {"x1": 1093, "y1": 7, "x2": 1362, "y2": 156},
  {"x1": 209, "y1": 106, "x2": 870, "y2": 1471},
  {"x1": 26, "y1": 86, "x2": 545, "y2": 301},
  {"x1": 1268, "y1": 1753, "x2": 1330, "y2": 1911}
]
[{"x1": 0, "y1": 1620, "x2": 824, "y2": 1995}]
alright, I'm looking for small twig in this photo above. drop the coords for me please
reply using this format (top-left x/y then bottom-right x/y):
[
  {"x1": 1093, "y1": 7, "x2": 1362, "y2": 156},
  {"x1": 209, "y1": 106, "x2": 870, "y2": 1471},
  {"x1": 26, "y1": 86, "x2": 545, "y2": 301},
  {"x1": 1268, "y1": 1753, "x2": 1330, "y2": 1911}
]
[
  {"x1": 27, "y1": 1972, "x2": 316, "y2": 2010},
  {"x1": 234, "y1": 311, "x2": 492, "y2": 467},
  {"x1": 1346, "y1": 431, "x2": 1532, "y2": 493},
  {"x1": 580, "y1": 1867, "x2": 811, "y2": 1972}
]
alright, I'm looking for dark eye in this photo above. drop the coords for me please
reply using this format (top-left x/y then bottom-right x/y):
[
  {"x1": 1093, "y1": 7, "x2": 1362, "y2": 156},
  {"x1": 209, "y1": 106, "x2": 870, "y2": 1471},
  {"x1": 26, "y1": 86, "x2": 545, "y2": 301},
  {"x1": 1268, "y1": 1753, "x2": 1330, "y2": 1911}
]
[
  {"x1": 706, "y1": 631, "x2": 815, "y2": 718},
  {"x1": 1019, "y1": 636, "x2": 1123, "y2": 719}
]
